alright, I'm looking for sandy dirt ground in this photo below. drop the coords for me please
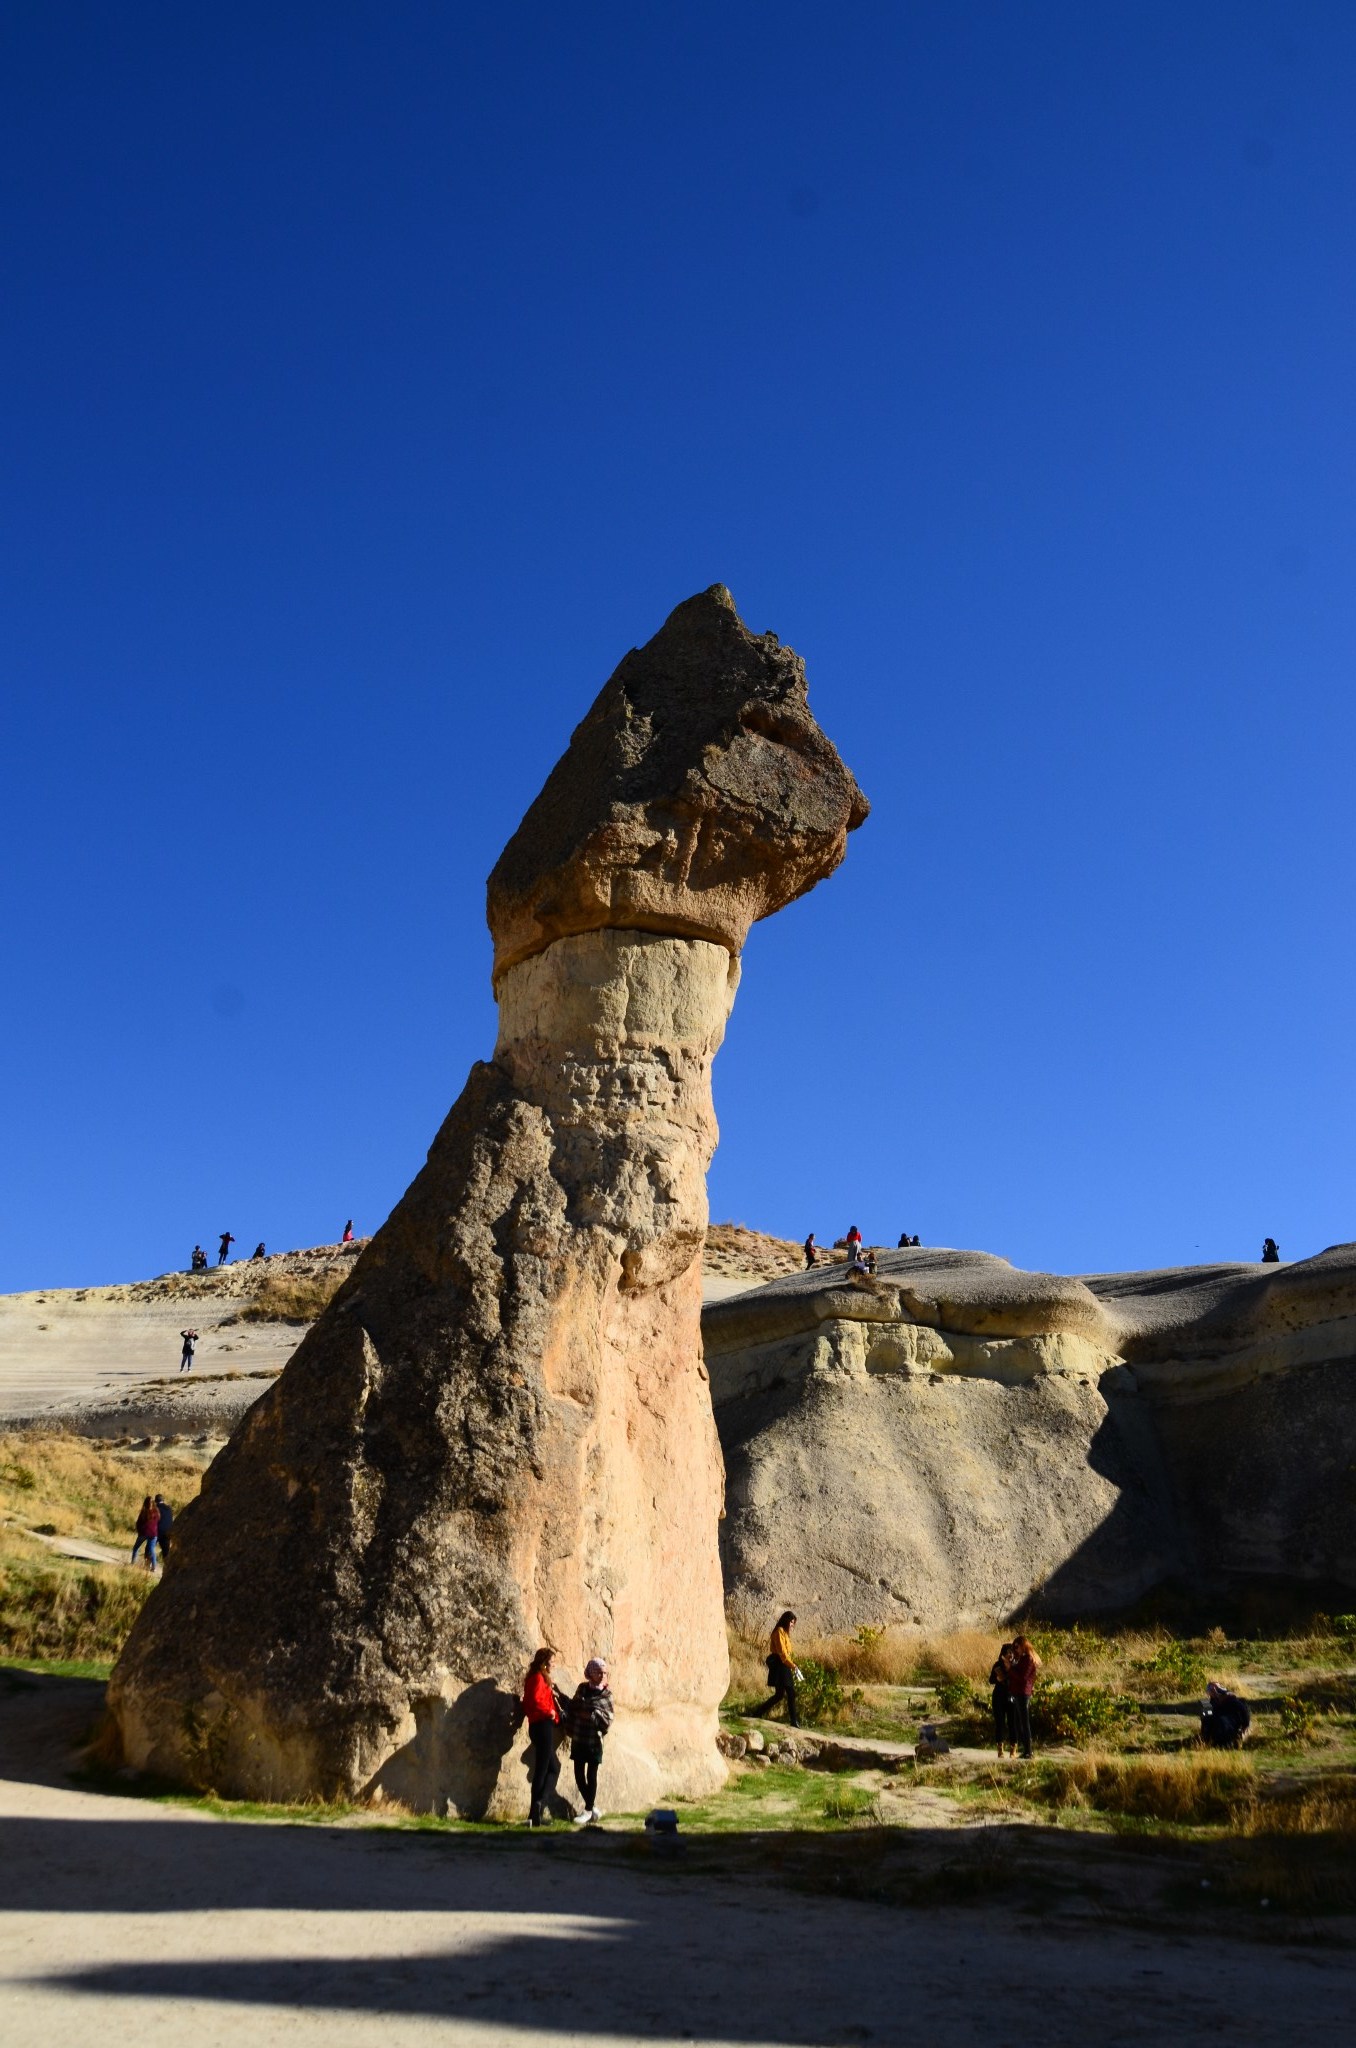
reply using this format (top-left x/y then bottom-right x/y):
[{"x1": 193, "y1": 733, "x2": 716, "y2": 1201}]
[{"x1": 1, "y1": 1675, "x2": 1352, "y2": 2048}]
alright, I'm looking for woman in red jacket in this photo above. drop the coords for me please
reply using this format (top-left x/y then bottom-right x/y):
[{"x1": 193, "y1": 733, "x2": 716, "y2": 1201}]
[{"x1": 522, "y1": 1646, "x2": 563, "y2": 1826}]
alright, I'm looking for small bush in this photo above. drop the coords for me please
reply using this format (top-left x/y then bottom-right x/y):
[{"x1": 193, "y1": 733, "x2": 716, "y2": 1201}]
[
  {"x1": 819, "y1": 1784, "x2": 878, "y2": 1823},
  {"x1": 1031, "y1": 1679, "x2": 1132, "y2": 1745},
  {"x1": 933, "y1": 1675, "x2": 975, "y2": 1716},
  {"x1": 236, "y1": 1275, "x2": 340, "y2": 1323},
  {"x1": 1276, "y1": 1695, "x2": 1318, "y2": 1744},
  {"x1": 1136, "y1": 1638, "x2": 1207, "y2": 1697},
  {"x1": 1045, "y1": 1752, "x2": 1253, "y2": 1824},
  {"x1": 797, "y1": 1659, "x2": 863, "y2": 1726}
]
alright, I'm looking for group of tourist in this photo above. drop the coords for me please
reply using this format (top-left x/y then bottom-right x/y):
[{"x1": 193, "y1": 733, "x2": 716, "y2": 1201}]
[
  {"x1": 130, "y1": 1493, "x2": 174, "y2": 1571},
  {"x1": 188, "y1": 1221, "x2": 356, "y2": 1276},
  {"x1": 802, "y1": 1226, "x2": 923, "y2": 1272},
  {"x1": 519, "y1": 1648, "x2": 615, "y2": 1826},
  {"x1": 988, "y1": 1637, "x2": 1041, "y2": 1757}
]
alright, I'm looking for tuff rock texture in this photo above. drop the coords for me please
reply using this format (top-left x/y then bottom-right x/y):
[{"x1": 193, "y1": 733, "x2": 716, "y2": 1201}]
[
  {"x1": 108, "y1": 588, "x2": 865, "y2": 1815},
  {"x1": 487, "y1": 584, "x2": 869, "y2": 984},
  {"x1": 706, "y1": 1243, "x2": 1356, "y2": 1633}
]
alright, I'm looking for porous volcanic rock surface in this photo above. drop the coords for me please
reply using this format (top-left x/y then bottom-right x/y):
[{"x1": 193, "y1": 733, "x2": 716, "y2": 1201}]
[
  {"x1": 109, "y1": 587, "x2": 865, "y2": 1816},
  {"x1": 706, "y1": 1242, "x2": 1356, "y2": 1632}
]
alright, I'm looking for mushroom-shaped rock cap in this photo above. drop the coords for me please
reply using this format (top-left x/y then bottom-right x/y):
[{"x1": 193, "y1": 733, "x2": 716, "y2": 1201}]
[{"x1": 488, "y1": 585, "x2": 869, "y2": 984}]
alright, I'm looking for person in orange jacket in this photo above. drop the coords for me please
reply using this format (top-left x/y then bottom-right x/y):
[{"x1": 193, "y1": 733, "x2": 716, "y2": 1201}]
[{"x1": 522, "y1": 1646, "x2": 564, "y2": 1825}]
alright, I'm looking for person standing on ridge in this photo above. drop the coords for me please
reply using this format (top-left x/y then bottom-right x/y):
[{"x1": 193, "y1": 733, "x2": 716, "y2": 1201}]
[
  {"x1": 218, "y1": 1231, "x2": 235, "y2": 1265},
  {"x1": 803, "y1": 1233, "x2": 817, "y2": 1268},
  {"x1": 751, "y1": 1611, "x2": 801, "y2": 1726},
  {"x1": 521, "y1": 1647, "x2": 564, "y2": 1826},
  {"x1": 179, "y1": 1329, "x2": 198, "y2": 1373},
  {"x1": 341, "y1": 1220, "x2": 355, "y2": 1244}
]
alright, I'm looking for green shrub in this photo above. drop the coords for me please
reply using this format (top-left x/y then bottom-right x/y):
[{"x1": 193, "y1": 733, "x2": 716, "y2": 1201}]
[
  {"x1": 934, "y1": 1674, "x2": 975, "y2": 1716},
  {"x1": 1277, "y1": 1695, "x2": 1318, "y2": 1744},
  {"x1": 1138, "y1": 1639, "x2": 1207, "y2": 1694},
  {"x1": 1332, "y1": 1614, "x2": 1356, "y2": 1644},
  {"x1": 797, "y1": 1659, "x2": 862, "y2": 1726},
  {"x1": 1031, "y1": 1679, "x2": 1132, "y2": 1745}
]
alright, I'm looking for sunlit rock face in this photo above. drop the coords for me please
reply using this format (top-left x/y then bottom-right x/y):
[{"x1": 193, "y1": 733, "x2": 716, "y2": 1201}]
[
  {"x1": 108, "y1": 587, "x2": 866, "y2": 1815},
  {"x1": 706, "y1": 1244, "x2": 1356, "y2": 1634}
]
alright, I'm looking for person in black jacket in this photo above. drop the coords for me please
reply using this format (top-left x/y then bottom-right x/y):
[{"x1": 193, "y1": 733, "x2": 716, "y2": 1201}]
[
  {"x1": 568, "y1": 1658, "x2": 615, "y2": 1822},
  {"x1": 989, "y1": 1642, "x2": 1016, "y2": 1757},
  {"x1": 1200, "y1": 1681, "x2": 1251, "y2": 1747},
  {"x1": 154, "y1": 1494, "x2": 174, "y2": 1561}
]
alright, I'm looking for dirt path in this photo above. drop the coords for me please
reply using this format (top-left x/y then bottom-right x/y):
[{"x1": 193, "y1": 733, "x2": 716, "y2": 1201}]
[{"x1": 0, "y1": 1675, "x2": 1351, "y2": 2047}]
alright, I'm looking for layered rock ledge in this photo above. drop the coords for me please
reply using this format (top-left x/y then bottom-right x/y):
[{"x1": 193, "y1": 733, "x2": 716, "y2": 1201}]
[{"x1": 707, "y1": 1242, "x2": 1356, "y2": 1632}]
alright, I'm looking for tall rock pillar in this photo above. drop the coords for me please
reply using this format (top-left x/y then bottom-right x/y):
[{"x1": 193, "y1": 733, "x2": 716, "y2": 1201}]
[{"x1": 109, "y1": 585, "x2": 867, "y2": 1815}]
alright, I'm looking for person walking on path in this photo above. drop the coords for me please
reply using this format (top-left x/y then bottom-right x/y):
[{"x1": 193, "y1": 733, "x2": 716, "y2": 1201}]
[
  {"x1": 567, "y1": 1657, "x2": 615, "y2": 1823},
  {"x1": 341, "y1": 1219, "x2": 355, "y2": 1244},
  {"x1": 1006, "y1": 1634, "x2": 1040, "y2": 1758},
  {"x1": 154, "y1": 1495, "x2": 174, "y2": 1562},
  {"x1": 217, "y1": 1231, "x2": 235, "y2": 1266},
  {"x1": 179, "y1": 1329, "x2": 198, "y2": 1373},
  {"x1": 521, "y1": 1647, "x2": 564, "y2": 1826},
  {"x1": 752, "y1": 1611, "x2": 801, "y2": 1726},
  {"x1": 131, "y1": 1496, "x2": 160, "y2": 1570},
  {"x1": 989, "y1": 1643, "x2": 1016, "y2": 1757},
  {"x1": 803, "y1": 1233, "x2": 817, "y2": 1268}
]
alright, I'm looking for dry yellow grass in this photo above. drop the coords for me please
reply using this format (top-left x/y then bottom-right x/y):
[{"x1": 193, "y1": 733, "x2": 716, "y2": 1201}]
[
  {"x1": 231, "y1": 1273, "x2": 343, "y2": 1323},
  {"x1": 0, "y1": 1431, "x2": 207, "y2": 1546},
  {"x1": 1043, "y1": 1749, "x2": 1256, "y2": 1824}
]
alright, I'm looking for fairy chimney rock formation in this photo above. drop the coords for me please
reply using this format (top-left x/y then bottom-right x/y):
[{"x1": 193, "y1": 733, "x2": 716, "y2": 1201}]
[{"x1": 108, "y1": 586, "x2": 866, "y2": 1816}]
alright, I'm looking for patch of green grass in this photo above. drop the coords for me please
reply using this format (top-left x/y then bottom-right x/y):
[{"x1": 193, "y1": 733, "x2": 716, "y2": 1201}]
[{"x1": 0, "y1": 1653, "x2": 114, "y2": 1681}]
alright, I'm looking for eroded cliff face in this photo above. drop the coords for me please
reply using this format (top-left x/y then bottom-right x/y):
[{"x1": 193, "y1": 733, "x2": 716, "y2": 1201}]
[
  {"x1": 707, "y1": 1244, "x2": 1356, "y2": 1633},
  {"x1": 108, "y1": 587, "x2": 865, "y2": 1814}
]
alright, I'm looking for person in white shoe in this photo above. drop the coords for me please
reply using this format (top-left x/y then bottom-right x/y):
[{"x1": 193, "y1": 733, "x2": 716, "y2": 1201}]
[{"x1": 568, "y1": 1657, "x2": 614, "y2": 1822}]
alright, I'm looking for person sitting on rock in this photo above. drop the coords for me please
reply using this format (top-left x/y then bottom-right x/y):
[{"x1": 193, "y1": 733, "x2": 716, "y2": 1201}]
[
  {"x1": 190, "y1": 1244, "x2": 208, "y2": 1272},
  {"x1": 803, "y1": 1233, "x2": 817, "y2": 1268},
  {"x1": 845, "y1": 1225, "x2": 862, "y2": 1255},
  {"x1": 897, "y1": 1232, "x2": 912, "y2": 1249},
  {"x1": 568, "y1": 1657, "x2": 614, "y2": 1824},
  {"x1": 1261, "y1": 1237, "x2": 1280, "y2": 1263},
  {"x1": 1200, "y1": 1681, "x2": 1251, "y2": 1748},
  {"x1": 864, "y1": 1249, "x2": 878, "y2": 1274},
  {"x1": 521, "y1": 1646, "x2": 564, "y2": 1826},
  {"x1": 1006, "y1": 1635, "x2": 1040, "y2": 1758},
  {"x1": 252, "y1": 1242, "x2": 266, "y2": 1260},
  {"x1": 751, "y1": 1611, "x2": 801, "y2": 1727},
  {"x1": 179, "y1": 1329, "x2": 199, "y2": 1373}
]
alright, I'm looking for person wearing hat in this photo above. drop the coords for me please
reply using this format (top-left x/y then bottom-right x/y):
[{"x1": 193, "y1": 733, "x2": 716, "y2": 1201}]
[{"x1": 567, "y1": 1657, "x2": 615, "y2": 1824}]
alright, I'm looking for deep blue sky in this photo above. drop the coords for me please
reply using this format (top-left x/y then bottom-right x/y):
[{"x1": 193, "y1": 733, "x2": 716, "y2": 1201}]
[{"x1": 4, "y1": 3, "x2": 1353, "y2": 1291}]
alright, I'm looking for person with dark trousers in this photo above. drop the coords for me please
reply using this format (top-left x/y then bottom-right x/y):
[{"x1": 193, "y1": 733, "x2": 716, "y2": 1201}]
[
  {"x1": 752, "y1": 1611, "x2": 801, "y2": 1725},
  {"x1": 179, "y1": 1329, "x2": 199, "y2": 1373},
  {"x1": 190, "y1": 1245, "x2": 208, "y2": 1272},
  {"x1": 1201, "y1": 1681, "x2": 1251, "y2": 1747},
  {"x1": 1261, "y1": 1237, "x2": 1280, "y2": 1263},
  {"x1": 567, "y1": 1657, "x2": 615, "y2": 1823},
  {"x1": 217, "y1": 1231, "x2": 235, "y2": 1266},
  {"x1": 1006, "y1": 1635, "x2": 1040, "y2": 1758},
  {"x1": 989, "y1": 1643, "x2": 1016, "y2": 1757},
  {"x1": 252, "y1": 1242, "x2": 267, "y2": 1260},
  {"x1": 521, "y1": 1647, "x2": 564, "y2": 1826},
  {"x1": 154, "y1": 1495, "x2": 174, "y2": 1561},
  {"x1": 803, "y1": 1233, "x2": 817, "y2": 1268},
  {"x1": 131, "y1": 1496, "x2": 159, "y2": 1570}
]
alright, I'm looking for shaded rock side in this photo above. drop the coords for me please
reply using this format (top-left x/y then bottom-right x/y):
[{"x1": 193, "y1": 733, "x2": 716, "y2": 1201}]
[{"x1": 108, "y1": 590, "x2": 866, "y2": 1816}]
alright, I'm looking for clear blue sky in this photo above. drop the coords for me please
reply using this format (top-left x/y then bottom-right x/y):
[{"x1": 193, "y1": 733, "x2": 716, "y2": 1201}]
[{"x1": 3, "y1": 3, "x2": 1353, "y2": 1292}]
